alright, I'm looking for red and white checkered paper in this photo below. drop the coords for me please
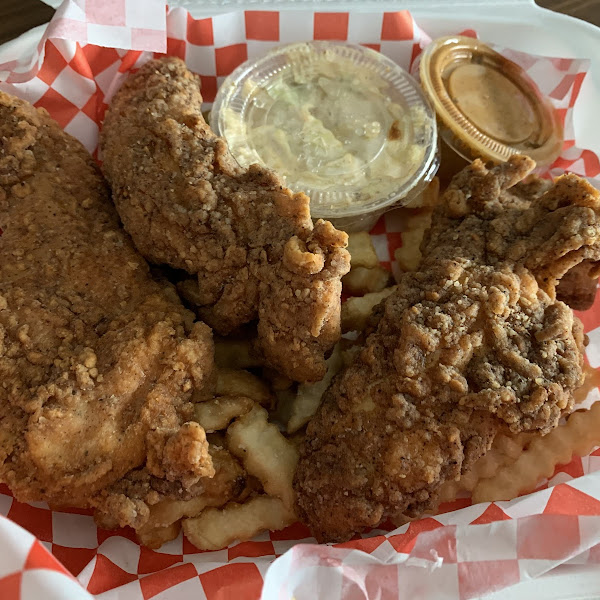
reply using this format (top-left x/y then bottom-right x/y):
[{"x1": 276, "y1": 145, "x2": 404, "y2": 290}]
[{"x1": 1, "y1": 2, "x2": 600, "y2": 599}]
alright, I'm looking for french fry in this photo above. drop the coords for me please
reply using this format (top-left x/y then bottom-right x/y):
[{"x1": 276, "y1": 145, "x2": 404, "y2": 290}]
[
  {"x1": 347, "y1": 232, "x2": 379, "y2": 269},
  {"x1": 286, "y1": 344, "x2": 343, "y2": 434},
  {"x1": 473, "y1": 403, "x2": 600, "y2": 503},
  {"x1": 226, "y1": 405, "x2": 298, "y2": 510},
  {"x1": 137, "y1": 448, "x2": 245, "y2": 536},
  {"x1": 137, "y1": 521, "x2": 181, "y2": 550},
  {"x1": 214, "y1": 338, "x2": 262, "y2": 369},
  {"x1": 143, "y1": 496, "x2": 220, "y2": 529},
  {"x1": 183, "y1": 496, "x2": 295, "y2": 551},
  {"x1": 437, "y1": 431, "x2": 535, "y2": 504},
  {"x1": 195, "y1": 396, "x2": 254, "y2": 432},
  {"x1": 395, "y1": 229, "x2": 426, "y2": 272},
  {"x1": 341, "y1": 287, "x2": 396, "y2": 332},
  {"x1": 342, "y1": 265, "x2": 392, "y2": 296},
  {"x1": 216, "y1": 368, "x2": 273, "y2": 406},
  {"x1": 394, "y1": 208, "x2": 434, "y2": 273}
]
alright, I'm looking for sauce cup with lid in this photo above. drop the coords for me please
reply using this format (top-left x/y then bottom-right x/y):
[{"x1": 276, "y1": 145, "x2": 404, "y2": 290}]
[
  {"x1": 211, "y1": 41, "x2": 439, "y2": 232},
  {"x1": 419, "y1": 35, "x2": 563, "y2": 180}
]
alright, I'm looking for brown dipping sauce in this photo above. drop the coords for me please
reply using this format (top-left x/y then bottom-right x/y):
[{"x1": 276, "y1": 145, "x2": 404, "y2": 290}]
[{"x1": 420, "y1": 36, "x2": 563, "y2": 169}]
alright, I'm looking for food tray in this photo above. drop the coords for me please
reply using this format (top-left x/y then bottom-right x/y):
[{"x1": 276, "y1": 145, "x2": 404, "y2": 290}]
[{"x1": 0, "y1": 1, "x2": 599, "y2": 599}]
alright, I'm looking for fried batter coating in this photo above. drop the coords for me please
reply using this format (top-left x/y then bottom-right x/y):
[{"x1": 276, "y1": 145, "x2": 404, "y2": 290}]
[
  {"x1": 503, "y1": 176, "x2": 600, "y2": 310},
  {"x1": 295, "y1": 156, "x2": 600, "y2": 542},
  {"x1": 0, "y1": 91, "x2": 214, "y2": 508},
  {"x1": 101, "y1": 57, "x2": 350, "y2": 383},
  {"x1": 94, "y1": 447, "x2": 245, "y2": 531}
]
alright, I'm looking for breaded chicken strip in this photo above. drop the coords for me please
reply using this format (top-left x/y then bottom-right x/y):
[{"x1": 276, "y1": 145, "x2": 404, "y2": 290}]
[
  {"x1": 0, "y1": 91, "x2": 214, "y2": 508},
  {"x1": 101, "y1": 58, "x2": 350, "y2": 383},
  {"x1": 295, "y1": 156, "x2": 600, "y2": 542}
]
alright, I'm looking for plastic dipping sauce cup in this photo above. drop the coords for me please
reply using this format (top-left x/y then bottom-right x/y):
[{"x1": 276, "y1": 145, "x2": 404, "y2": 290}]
[
  {"x1": 419, "y1": 35, "x2": 563, "y2": 177},
  {"x1": 210, "y1": 41, "x2": 439, "y2": 232}
]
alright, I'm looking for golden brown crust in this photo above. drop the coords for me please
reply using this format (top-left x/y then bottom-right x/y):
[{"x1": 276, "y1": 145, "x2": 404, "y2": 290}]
[
  {"x1": 100, "y1": 57, "x2": 350, "y2": 382},
  {"x1": 0, "y1": 91, "x2": 214, "y2": 507},
  {"x1": 93, "y1": 446, "x2": 245, "y2": 531},
  {"x1": 295, "y1": 156, "x2": 600, "y2": 542}
]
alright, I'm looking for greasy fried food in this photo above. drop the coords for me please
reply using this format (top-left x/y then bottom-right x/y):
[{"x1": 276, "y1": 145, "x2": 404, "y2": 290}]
[
  {"x1": 397, "y1": 175, "x2": 600, "y2": 311},
  {"x1": 183, "y1": 496, "x2": 295, "y2": 551},
  {"x1": 473, "y1": 401, "x2": 600, "y2": 503},
  {"x1": 501, "y1": 175, "x2": 600, "y2": 311},
  {"x1": 342, "y1": 265, "x2": 393, "y2": 296},
  {"x1": 341, "y1": 287, "x2": 396, "y2": 332},
  {"x1": 295, "y1": 155, "x2": 600, "y2": 542},
  {"x1": 101, "y1": 57, "x2": 350, "y2": 382},
  {"x1": 282, "y1": 344, "x2": 344, "y2": 434},
  {"x1": 195, "y1": 396, "x2": 254, "y2": 432},
  {"x1": 394, "y1": 209, "x2": 434, "y2": 273},
  {"x1": 94, "y1": 447, "x2": 245, "y2": 532},
  {"x1": 137, "y1": 521, "x2": 181, "y2": 549},
  {"x1": 215, "y1": 368, "x2": 273, "y2": 406},
  {"x1": 436, "y1": 430, "x2": 535, "y2": 504},
  {"x1": 0, "y1": 91, "x2": 214, "y2": 508},
  {"x1": 347, "y1": 232, "x2": 379, "y2": 269},
  {"x1": 226, "y1": 405, "x2": 298, "y2": 511},
  {"x1": 499, "y1": 175, "x2": 599, "y2": 311},
  {"x1": 182, "y1": 403, "x2": 299, "y2": 551}
]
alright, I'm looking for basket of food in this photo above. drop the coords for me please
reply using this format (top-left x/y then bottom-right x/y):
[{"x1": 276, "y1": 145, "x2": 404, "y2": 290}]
[{"x1": 1, "y1": 1, "x2": 600, "y2": 598}]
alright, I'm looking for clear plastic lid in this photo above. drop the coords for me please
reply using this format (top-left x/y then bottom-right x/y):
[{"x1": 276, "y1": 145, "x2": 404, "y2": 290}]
[{"x1": 210, "y1": 41, "x2": 438, "y2": 229}]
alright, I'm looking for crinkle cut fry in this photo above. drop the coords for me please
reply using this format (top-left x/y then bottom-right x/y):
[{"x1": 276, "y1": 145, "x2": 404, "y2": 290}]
[
  {"x1": 101, "y1": 57, "x2": 350, "y2": 383},
  {"x1": 436, "y1": 431, "x2": 535, "y2": 504},
  {"x1": 295, "y1": 156, "x2": 600, "y2": 543},
  {"x1": 93, "y1": 446, "x2": 245, "y2": 532},
  {"x1": 0, "y1": 90, "x2": 214, "y2": 508},
  {"x1": 473, "y1": 402, "x2": 600, "y2": 503}
]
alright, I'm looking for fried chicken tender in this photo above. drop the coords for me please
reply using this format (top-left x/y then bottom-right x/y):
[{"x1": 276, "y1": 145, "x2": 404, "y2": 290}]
[
  {"x1": 101, "y1": 57, "x2": 350, "y2": 382},
  {"x1": 0, "y1": 91, "x2": 214, "y2": 508},
  {"x1": 295, "y1": 156, "x2": 600, "y2": 542}
]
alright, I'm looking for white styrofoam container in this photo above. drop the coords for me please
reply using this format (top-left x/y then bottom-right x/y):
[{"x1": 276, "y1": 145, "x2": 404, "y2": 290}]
[{"x1": 2, "y1": 2, "x2": 600, "y2": 598}]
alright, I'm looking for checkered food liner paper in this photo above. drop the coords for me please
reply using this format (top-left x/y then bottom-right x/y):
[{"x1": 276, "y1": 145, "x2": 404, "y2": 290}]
[{"x1": 1, "y1": 2, "x2": 600, "y2": 600}]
